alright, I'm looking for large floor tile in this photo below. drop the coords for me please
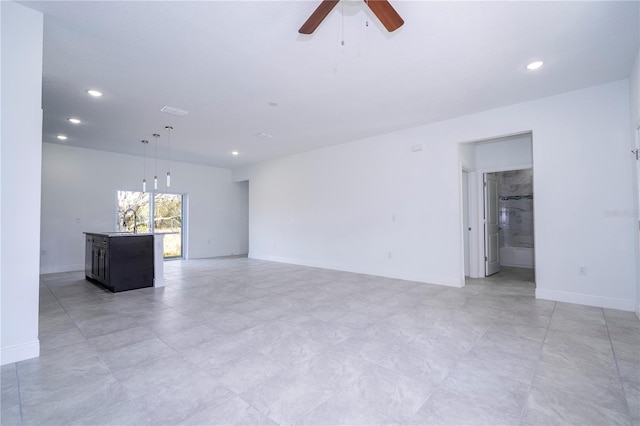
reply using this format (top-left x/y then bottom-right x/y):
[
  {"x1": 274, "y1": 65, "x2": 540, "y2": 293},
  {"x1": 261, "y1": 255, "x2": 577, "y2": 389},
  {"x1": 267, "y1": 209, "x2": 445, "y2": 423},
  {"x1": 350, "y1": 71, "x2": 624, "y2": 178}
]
[
  {"x1": 154, "y1": 323, "x2": 225, "y2": 350},
  {"x1": 1, "y1": 364, "x2": 22, "y2": 426},
  {"x1": 474, "y1": 328, "x2": 543, "y2": 361},
  {"x1": 88, "y1": 326, "x2": 157, "y2": 353},
  {"x1": 294, "y1": 391, "x2": 396, "y2": 425},
  {"x1": 534, "y1": 360, "x2": 628, "y2": 413},
  {"x1": 344, "y1": 365, "x2": 435, "y2": 423},
  {"x1": 294, "y1": 344, "x2": 374, "y2": 393},
  {"x1": 521, "y1": 384, "x2": 631, "y2": 425},
  {"x1": 6, "y1": 261, "x2": 638, "y2": 426},
  {"x1": 435, "y1": 362, "x2": 530, "y2": 418},
  {"x1": 377, "y1": 343, "x2": 457, "y2": 386},
  {"x1": 20, "y1": 375, "x2": 128, "y2": 426},
  {"x1": 541, "y1": 329, "x2": 618, "y2": 372},
  {"x1": 16, "y1": 341, "x2": 98, "y2": 379},
  {"x1": 460, "y1": 344, "x2": 538, "y2": 384},
  {"x1": 241, "y1": 369, "x2": 334, "y2": 425},
  {"x1": 413, "y1": 387, "x2": 521, "y2": 425},
  {"x1": 208, "y1": 351, "x2": 285, "y2": 394},
  {"x1": 182, "y1": 396, "x2": 276, "y2": 425},
  {"x1": 98, "y1": 337, "x2": 177, "y2": 371}
]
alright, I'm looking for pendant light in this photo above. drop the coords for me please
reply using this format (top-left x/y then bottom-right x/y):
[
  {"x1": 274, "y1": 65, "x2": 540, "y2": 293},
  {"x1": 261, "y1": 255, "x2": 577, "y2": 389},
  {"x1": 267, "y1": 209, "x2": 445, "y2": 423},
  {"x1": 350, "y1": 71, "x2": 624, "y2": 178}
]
[
  {"x1": 152, "y1": 133, "x2": 160, "y2": 190},
  {"x1": 165, "y1": 125, "x2": 173, "y2": 187},
  {"x1": 141, "y1": 139, "x2": 149, "y2": 192}
]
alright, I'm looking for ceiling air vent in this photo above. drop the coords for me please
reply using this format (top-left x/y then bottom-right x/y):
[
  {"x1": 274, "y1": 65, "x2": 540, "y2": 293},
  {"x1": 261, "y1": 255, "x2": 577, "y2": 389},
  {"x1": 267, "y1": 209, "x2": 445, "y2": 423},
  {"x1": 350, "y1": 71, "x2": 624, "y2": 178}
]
[{"x1": 160, "y1": 105, "x2": 189, "y2": 116}]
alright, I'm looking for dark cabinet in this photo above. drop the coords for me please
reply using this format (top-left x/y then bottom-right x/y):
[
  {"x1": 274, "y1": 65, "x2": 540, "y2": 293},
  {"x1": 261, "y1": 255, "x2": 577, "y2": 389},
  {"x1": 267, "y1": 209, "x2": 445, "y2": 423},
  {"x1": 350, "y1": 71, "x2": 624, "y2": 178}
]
[{"x1": 84, "y1": 233, "x2": 154, "y2": 292}]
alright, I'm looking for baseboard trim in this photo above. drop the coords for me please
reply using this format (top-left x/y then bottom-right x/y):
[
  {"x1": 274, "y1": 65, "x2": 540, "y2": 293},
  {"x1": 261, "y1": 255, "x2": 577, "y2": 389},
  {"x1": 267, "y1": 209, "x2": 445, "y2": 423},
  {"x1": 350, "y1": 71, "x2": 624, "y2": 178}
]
[
  {"x1": 39, "y1": 264, "x2": 84, "y2": 274},
  {"x1": 1, "y1": 340, "x2": 40, "y2": 365},
  {"x1": 536, "y1": 288, "x2": 635, "y2": 312},
  {"x1": 248, "y1": 253, "x2": 463, "y2": 288}
]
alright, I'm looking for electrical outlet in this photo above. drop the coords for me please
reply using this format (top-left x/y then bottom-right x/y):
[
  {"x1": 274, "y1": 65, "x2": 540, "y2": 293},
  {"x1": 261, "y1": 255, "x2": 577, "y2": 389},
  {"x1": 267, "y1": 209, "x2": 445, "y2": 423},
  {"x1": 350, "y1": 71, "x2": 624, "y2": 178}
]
[
  {"x1": 40, "y1": 249, "x2": 46, "y2": 256},
  {"x1": 578, "y1": 266, "x2": 587, "y2": 276}
]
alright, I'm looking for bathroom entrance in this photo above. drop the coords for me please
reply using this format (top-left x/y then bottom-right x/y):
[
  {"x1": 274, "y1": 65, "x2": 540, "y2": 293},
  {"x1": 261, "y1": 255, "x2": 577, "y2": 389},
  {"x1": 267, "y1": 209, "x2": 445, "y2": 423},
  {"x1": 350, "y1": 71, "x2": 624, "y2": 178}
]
[
  {"x1": 459, "y1": 132, "x2": 535, "y2": 282},
  {"x1": 484, "y1": 168, "x2": 535, "y2": 275}
]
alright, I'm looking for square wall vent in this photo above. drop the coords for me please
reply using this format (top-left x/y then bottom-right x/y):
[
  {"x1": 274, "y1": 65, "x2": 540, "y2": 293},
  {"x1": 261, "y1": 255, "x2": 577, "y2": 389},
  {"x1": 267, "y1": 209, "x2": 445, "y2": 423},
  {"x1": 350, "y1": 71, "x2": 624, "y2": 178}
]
[{"x1": 160, "y1": 106, "x2": 189, "y2": 116}]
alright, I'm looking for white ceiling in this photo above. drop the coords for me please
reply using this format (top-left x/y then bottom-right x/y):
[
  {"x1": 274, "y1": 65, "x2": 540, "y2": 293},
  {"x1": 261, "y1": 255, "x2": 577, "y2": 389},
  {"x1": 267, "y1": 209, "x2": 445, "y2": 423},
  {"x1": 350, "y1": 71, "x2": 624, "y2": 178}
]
[{"x1": 22, "y1": 0, "x2": 640, "y2": 169}]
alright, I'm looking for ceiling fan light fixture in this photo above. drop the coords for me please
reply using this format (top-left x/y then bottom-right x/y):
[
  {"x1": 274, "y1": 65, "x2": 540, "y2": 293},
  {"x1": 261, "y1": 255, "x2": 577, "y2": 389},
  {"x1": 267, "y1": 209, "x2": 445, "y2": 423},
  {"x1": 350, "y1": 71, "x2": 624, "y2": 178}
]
[
  {"x1": 298, "y1": 0, "x2": 404, "y2": 34},
  {"x1": 526, "y1": 60, "x2": 544, "y2": 70}
]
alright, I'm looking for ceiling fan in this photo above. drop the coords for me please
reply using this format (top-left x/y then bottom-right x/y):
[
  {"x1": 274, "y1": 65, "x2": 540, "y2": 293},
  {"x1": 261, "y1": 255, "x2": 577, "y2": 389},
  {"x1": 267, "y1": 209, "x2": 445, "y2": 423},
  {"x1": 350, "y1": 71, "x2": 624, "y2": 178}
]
[{"x1": 299, "y1": 0, "x2": 404, "y2": 34}]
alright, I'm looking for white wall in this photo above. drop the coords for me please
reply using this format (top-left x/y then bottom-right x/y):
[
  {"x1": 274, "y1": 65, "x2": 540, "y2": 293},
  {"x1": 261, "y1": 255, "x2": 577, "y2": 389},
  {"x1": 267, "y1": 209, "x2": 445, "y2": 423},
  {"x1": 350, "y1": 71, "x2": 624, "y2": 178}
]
[
  {"x1": 1, "y1": 2, "x2": 43, "y2": 364},
  {"x1": 41, "y1": 143, "x2": 248, "y2": 273},
  {"x1": 238, "y1": 80, "x2": 637, "y2": 310},
  {"x1": 474, "y1": 134, "x2": 532, "y2": 170},
  {"x1": 630, "y1": 48, "x2": 640, "y2": 319}
]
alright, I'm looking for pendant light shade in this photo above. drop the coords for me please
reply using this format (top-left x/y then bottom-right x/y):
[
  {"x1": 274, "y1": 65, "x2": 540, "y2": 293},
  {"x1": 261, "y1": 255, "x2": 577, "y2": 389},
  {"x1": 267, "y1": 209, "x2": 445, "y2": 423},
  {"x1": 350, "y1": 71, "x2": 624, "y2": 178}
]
[{"x1": 165, "y1": 126, "x2": 173, "y2": 187}]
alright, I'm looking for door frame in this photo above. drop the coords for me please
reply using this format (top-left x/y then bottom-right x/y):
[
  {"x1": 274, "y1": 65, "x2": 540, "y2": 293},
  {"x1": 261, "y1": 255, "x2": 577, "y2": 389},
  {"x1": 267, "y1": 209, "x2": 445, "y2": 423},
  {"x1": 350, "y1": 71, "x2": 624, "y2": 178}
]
[
  {"x1": 634, "y1": 126, "x2": 640, "y2": 320},
  {"x1": 152, "y1": 192, "x2": 186, "y2": 259}
]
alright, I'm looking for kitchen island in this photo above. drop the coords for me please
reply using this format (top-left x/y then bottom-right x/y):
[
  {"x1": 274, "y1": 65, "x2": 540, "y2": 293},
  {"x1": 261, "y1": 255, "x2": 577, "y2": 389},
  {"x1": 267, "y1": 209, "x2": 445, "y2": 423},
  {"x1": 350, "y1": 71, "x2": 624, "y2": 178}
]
[{"x1": 84, "y1": 232, "x2": 154, "y2": 292}]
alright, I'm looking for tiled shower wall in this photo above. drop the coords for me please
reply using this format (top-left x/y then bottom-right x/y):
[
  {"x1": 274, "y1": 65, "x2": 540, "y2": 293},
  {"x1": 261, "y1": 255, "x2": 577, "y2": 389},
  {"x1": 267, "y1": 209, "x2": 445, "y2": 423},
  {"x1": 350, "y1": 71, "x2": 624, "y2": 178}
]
[{"x1": 498, "y1": 169, "x2": 534, "y2": 248}]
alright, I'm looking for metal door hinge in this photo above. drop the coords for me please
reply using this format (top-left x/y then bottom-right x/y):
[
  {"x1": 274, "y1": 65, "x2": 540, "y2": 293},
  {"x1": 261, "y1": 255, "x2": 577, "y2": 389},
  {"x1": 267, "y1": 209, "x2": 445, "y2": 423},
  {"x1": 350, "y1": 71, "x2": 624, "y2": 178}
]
[{"x1": 632, "y1": 149, "x2": 639, "y2": 160}]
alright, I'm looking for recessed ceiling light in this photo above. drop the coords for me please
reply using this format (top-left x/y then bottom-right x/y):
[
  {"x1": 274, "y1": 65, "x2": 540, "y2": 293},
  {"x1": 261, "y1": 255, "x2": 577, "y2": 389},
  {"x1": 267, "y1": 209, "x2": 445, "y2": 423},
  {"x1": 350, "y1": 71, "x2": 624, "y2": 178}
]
[
  {"x1": 68, "y1": 117, "x2": 81, "y2": 124},
  {"x1": 56, "y1": 135, "x2": 68, "y2": 140},
  {"x1": 526, "y1": 61, "x2": 544, "y2": 70},
  {"x1": 86, "y1": 89, "x2": 103, "y2": 97},
  {"x1": 232, "y1": 151, "x2": 239, "y2": 156}
]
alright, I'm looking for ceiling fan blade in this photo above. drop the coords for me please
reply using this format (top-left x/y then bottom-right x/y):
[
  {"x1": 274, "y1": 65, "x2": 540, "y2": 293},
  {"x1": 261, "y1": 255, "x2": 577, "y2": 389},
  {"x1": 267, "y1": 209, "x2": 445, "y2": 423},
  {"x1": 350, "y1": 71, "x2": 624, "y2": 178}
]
[
  {"x1": 299, "y1": 0, "x2": 340, "y2": 34},
  {"x1": 365, "y1": 0, "x2": 404, "y2": 32}
]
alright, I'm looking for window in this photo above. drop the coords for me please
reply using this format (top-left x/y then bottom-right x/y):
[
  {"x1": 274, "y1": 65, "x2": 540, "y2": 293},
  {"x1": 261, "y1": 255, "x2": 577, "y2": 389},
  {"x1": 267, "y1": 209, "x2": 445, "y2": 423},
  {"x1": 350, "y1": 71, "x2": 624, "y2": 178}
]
[{"x1": 117, "y1": 190, "x2": 184, "y2": 259}]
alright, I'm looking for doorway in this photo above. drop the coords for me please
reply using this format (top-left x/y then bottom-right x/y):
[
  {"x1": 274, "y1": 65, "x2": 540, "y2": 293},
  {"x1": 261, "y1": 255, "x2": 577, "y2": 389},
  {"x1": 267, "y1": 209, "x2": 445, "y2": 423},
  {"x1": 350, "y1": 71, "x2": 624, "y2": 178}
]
[
  {"x1": 484, "y1": 169, "x2": 535, "y2": 276},
  {"x1": 459, "y1": 132, "x2": 535, "y2": 282}
]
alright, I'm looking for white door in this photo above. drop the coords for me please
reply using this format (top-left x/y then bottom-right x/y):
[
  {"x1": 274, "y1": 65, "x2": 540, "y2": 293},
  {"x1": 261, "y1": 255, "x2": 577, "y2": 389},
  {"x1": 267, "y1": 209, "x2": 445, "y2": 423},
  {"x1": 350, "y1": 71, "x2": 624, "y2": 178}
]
[{"x1": 484, "y1": 173, "x2": 501, "y2": 276}]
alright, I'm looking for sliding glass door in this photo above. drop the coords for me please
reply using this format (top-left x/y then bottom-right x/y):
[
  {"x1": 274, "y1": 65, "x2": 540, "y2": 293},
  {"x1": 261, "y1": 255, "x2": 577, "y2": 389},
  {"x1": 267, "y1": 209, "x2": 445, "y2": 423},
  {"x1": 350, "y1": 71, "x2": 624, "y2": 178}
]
[
  {"x1": 153, "y1": 193, "x2": 183, "y2": 258},
  {"x1": 117, "y1": 190, "x2": 184, "y2": 259}
]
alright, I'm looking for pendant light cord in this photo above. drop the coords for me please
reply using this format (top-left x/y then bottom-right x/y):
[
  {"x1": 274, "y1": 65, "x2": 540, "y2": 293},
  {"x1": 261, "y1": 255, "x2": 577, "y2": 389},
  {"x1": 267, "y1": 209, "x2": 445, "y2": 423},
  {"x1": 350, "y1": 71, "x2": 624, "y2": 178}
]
[
  {"x1": 341, "y1": 0, "x2": 345, "y2": 46},
  {"x1": 143, "y1": 141, "x2": 147, "y2": 178},
  {"x1": 153, "y1": 133, "x2": 160, "y2": 189},
  {"x1": 165, "y1": 126, "x2": 173, "y2": 187}
]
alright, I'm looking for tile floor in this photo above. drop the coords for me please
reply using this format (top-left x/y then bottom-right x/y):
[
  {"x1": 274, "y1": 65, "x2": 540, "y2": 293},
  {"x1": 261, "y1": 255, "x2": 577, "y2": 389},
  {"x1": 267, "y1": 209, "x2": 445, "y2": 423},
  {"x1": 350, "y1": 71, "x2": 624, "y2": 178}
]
[{"x1": 2, "y1": 257, "x2": 639, "y2": 425}]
